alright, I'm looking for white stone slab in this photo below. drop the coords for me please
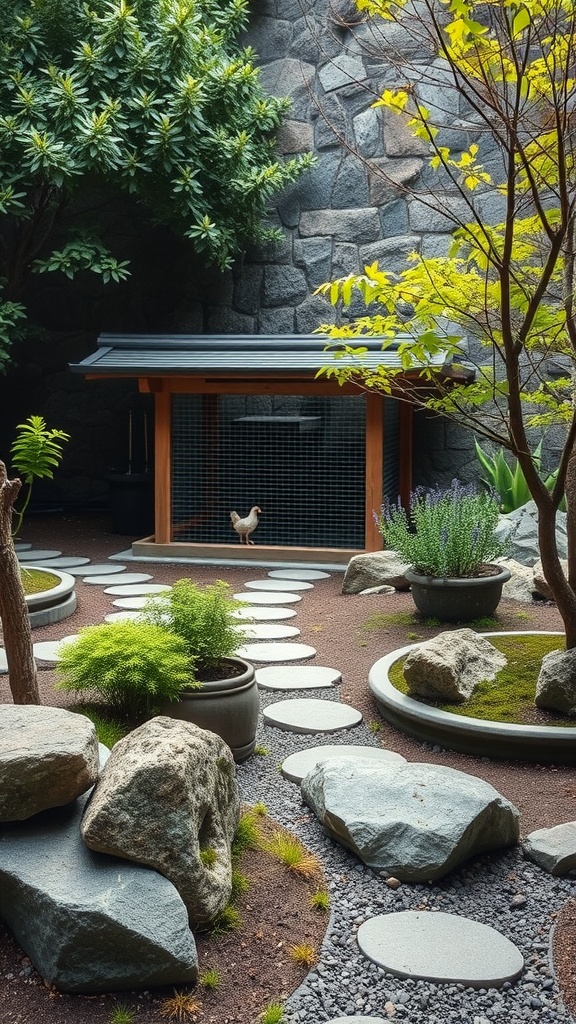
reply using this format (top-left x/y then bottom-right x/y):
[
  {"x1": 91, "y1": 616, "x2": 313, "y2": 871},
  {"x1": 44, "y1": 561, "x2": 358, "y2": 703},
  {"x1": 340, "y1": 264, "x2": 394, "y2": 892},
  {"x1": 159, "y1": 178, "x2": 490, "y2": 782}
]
[
  {"x1": 230, "y1": 606, "x2": 297, "y2": 621},
  {"x1": 73, "y1": 564, "x2": 128, "y2": 576},
  {"x1": 256, "y1": 665, "x2": 341, "y2": 690},
  {"x1": 13, "y1": 542, "x2": 32, "y2": 551},
  {"x1": 233, "y1": 592, "x2": 302, "y2": 605},
  {"x1": 268, "y1": 569, "x2": 331, "y2": 581},
  {"x1": 233, "y1": 624, "x2": 301, "y2": 640},
  {"x1": 263, "y1": 699, "x2": 362, "y2": 734},
  {"x1": 84, "y1": 573, "x2": 153, "y2": 585},
  {"x1": 104, "y1": 583, "x2": 172, "y2": 596},
  {"x1": 18, "y1": 549, "x2": 62, "y2": 562},
  {"x1": 327, "y1": 1018, "x2": 388, "y2": 1024},
  {"x1": 245, "y1": 578, "x2": 314, "y2": 592},
  {"x1": 28, "y1": 556, "x2": 91, "y2": 568},
  {"x1": 112, "y1": 596, "x2": 151, "y2": 610},
  {"x1": 0, "y1": 649, "x2": 7, "y2": 673},
  {"x1": 236, "y1": 642, "x2": 316, "y2": 663},
  {"x1": 33, "y1": 635, "x2": 80, "y2": 663},
  {"x1": 105, "y1": 611, "x2": 142, "y2": 623},
  {"x1": 281, "y1": 744, "x2": 407, "y2": 784},
  {"x1": 357, "y1": 912, "x2": 524, "y2": 987}
]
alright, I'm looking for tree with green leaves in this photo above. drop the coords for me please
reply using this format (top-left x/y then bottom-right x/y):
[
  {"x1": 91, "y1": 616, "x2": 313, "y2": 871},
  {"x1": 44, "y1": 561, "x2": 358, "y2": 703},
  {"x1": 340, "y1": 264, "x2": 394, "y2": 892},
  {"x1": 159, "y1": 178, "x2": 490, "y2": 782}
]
[
  {"x1": 0, "y1": 0, "x2": 313, "y2": 368},
  {"x1": 318, "y1": 0, "x2": 576, "y2": 649}
]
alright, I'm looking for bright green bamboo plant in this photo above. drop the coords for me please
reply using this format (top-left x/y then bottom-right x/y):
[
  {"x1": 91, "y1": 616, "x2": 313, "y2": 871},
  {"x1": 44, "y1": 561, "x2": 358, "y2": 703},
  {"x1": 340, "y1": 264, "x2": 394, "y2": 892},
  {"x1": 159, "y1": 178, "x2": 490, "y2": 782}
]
[{"x1": 10, "y1": 415, "x2": 70, "y2": 538}]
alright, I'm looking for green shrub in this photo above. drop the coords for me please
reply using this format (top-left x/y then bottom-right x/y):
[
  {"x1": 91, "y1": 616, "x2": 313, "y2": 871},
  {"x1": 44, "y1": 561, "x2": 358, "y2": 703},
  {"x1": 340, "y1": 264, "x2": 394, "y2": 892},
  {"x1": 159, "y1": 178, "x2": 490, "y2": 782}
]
[
  {"x1": 56, "y1": 621, "x2": 193, "y2": 722},
  {"x1": 143, "y1": 579, "x2": 242, "y2": 670},
  {"x1": 475, "y1": 439, "x2": 565, "y2": 513}
]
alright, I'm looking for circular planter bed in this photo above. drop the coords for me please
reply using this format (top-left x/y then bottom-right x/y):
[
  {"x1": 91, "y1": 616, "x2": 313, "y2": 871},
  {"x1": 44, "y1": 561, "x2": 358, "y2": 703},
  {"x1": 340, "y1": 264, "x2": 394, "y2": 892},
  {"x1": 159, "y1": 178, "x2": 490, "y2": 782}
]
[
  {"x1": 24, "y1": 567, "x2": 77, "y2": 628},
  {"x1": 369, "y1": 631, "x2": 576, "y2": 764}
]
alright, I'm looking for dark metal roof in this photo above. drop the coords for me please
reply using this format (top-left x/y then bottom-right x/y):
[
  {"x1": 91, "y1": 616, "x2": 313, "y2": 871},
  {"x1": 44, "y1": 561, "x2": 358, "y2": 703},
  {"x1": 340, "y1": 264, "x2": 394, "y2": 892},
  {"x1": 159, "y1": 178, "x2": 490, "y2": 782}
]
[{"x1": 69, "y1": 333, "x2": 449, "y2": 377}]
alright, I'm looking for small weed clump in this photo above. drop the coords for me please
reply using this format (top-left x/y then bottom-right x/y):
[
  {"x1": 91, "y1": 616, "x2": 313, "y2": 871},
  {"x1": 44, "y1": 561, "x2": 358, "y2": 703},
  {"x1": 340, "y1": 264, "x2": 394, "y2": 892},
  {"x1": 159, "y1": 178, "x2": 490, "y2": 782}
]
[
  {"x1": 230, "y1": 867, "x2": 250, "y2": 901},
  {"x1": 362, "y1": 611, "x2": 416, "y2": 631},
  {"x1": 74, "y1": 705, "x2": 128, "y2": 748},
  {"x1": 199, "y1": 847, "x2": 217, "y2": 868},
  {"x1": 310, "y1": 889, "x2": 330, "y2": 911},
  {"x1": 252, "y1": 801, "x2": 268, "y2": 815},
  {"x1": 108, "y1": 1003, "x2": 135, "y2": 1024},
  {"x1": 209, "y1": 903, "x2": 242, "y2": 936},
  {"x1": 368, "y1": 720, "x2": 381, "y2": 733},
  {"x1": 289, "y1": 943, "x2": 317, "y2": 968},
  {"x1": 254, "y1": 745, "x2": 269, "y2": 756},
  {"x1": 260, "y1": 830, "x2": 321, "y2": 880},
  {"x1": 159, "y1": 989, "x2": 201, "y2": 1022},
  {"x1": 199, "y1": 968, "x2": 220, "y2": 990},
  {"x1": 260, "y1": 1002, "x2": 285, "y2": 1024},
  {"x1": 231, "y1": 811, "x2": 261, "y2": 857}
]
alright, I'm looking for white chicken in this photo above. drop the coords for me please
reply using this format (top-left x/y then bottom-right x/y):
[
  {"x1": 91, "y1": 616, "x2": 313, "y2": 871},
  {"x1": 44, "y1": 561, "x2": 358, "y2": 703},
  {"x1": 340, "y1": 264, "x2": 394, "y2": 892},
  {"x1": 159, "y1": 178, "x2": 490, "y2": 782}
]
[{"x1": 230, "y1": 506, "x2": 261, "y2": 545}]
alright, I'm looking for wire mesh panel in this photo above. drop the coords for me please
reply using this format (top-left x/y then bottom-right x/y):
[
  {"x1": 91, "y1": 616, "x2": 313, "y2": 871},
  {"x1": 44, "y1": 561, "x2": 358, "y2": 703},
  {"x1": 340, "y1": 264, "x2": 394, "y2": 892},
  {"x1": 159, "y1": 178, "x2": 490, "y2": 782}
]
[{"x1": 171, "y1": 393, "x2": 369, "y2": 548}]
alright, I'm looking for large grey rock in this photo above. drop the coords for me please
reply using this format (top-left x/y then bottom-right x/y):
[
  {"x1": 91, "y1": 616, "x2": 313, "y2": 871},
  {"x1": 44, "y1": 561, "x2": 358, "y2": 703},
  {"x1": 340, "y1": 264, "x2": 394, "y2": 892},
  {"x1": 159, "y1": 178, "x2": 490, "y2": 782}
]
[
  {"x1": 0, "y1": 794, "x2": 197, "y2": 993},
  {"x1": 498, "y1": 558, "x2": 540, "y2": 603},
  {"x1": 301, "y1": 760, "x2": 520, "y2": 881},
  {"x1": 535, "y1": 648, "x2": 576, "y2": 716},
  {"x1": 403, "y1": 629, "x2": 507, "y2": 703},
  {"x1": 523, "y1": 822, "x2": 576, "y2": 875},
  {"x1": 532, "y1": 558, "x2": 568, "y2": 600},
  {"x1": 0, "y1": 705, "x2": 99, "y2": 822},
  {"x1": 81, "y1": 717, "x2": 241, "y2": 928},
  {"x1": 494, "y1": 501, "x2": 568, "y2": 567},
  {"x1": 342, "y1": 551, "x2": 410, "y2": 593}
]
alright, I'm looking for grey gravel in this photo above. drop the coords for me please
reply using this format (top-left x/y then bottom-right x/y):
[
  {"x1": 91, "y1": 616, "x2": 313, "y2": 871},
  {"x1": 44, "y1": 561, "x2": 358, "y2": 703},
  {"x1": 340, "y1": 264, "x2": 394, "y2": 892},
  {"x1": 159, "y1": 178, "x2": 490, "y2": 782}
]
[{"x1": 236, "y1": 678, "x2": 575, "y2": 1024}]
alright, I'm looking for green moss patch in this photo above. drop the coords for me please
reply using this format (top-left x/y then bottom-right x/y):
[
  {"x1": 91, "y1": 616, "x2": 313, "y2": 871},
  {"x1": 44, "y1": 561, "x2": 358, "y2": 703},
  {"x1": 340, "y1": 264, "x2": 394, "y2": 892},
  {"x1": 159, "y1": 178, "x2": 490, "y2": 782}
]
[
  {"x1": 389, "y1": 633, "x2": 574, "y2": 727},
  {"x1": 20, "y1": 568, "x2": 61, "y2": 595}
]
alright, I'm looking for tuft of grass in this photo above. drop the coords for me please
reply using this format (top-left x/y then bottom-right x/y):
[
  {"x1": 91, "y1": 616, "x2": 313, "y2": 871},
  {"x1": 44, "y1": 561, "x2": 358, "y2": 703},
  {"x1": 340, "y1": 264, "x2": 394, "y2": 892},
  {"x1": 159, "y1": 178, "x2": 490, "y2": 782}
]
[
  {"x1": 368, "y1": 719, "x2": 381, "y2": 733},
  {"x1": 231, "y1": 811, "x2": 261, "y2": 858},
  {"x1": 260, "y1": 829, "x2": 321, "y2": 880},
  {"x1": 199, "y1": 847, "x2": 217, "y2": 868},
  {"x1": 310, "y1": 889, "x2": 330, "y2": 912},
  {"x1": 406, "y1": 631, "x2": 422, "y2": 640},
  {"x1": 159, "y1": 990, "x2": 201, "y2": 1022},
  {"x1": 252, "y1": 801, "x2": 267, "y2": 816},
  {"x1": 209, "y1": 903, "x2": 242, "y2": 936},
  {"x1": 254, "y1": 745, "x2": 269, "y2": 756},
  {"x1": 516, "y1": 610, "x2": 533, "y2": 621},
  {"x1": 109, "y1": 1004, "x2": 135, "y2": 1024},
  {"x1": 259, "y1": 1002, "x2": 285, "y2": 1024},
  {"x1": 389, "y1": 633, "x2": 573, "y2": 725},
  {"x1": 362, "y1": 611, "x2": 416, "y2": 631},
  {"x1": 230, "y1": 867, "x2": 250, "y2": 901},
  {"x1": 469, "y1": 615, "x2": 500, "y2": 630},
  {"x1": 423, "y1": 617, "x2": 441, "y2": 627},
  {"x1": 199, "y1": 968, "x2": 220, "y2": 991},
  {"x1": 289, "y1": 943, "x2": 317, "y2": 968}
]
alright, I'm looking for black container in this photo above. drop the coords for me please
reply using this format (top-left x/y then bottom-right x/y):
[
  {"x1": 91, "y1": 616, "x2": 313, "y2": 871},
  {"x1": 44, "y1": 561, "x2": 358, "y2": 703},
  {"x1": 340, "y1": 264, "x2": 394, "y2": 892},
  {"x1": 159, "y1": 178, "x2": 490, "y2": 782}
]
[{"x1": 107, "y1": 473, "x2": 154, "y2": 536}]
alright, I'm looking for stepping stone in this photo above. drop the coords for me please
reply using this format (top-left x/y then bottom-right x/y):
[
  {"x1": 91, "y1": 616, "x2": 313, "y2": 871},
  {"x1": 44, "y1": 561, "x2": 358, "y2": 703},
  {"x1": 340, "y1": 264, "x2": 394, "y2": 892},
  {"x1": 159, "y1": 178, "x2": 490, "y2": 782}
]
[
  {"x1": 29, "y1": 556, "x2": 91, "y2": 568},
  {"x1": 18, "y1": 550, "x2": 62, "y2": 562},
  {"x1": 245, "y1": 579, "x2": 314, "y2": 592},
  {"x1": 327, "y1": 1018, "x2": 388, "y2": 1024},
  {"x1": 268, "y1": 569, "x2": 331, "y2": 581},
  {"x1": 256, "y1": 665, "x2": 341, "y2": 691},
  {"x1": 105, "y1": 611, "x2": 142, "y2": 623},
  {"x1": 263, "y1": 699, "x2": 362, "y2": 734},
  {"x1": 230, "y1": 606, "x2": 297, "y2": 621},
  {"x1": 104, "y1": 584, "x2": 172, "y2": 597},
  {"x1": 232, "y1": 624, "x2": 301, "y2": 640},
  {"x1": 14, "y1": 542, "x2": 32, "y2": 551},
  {"x1": 33, "y1": 636, "x2": 80, "y2": 663},
  {"x1": 74, "y1": 564, "x2": 127, "y2": 576},
  {"x1": 0, "y1": 649, "x2": 7, "y2": 674},
  {"x1": 112, "y1": 596, "x2": 158, "y2": 610},
  {"x1": 281, "y1": 745, "x2": 407, "y2": 785},
  {"x1": 233, "y1": 592, "x2": 302, "y2": 605},
  {"x1": 357, "y1": 912, "x2": 523, "y2": 987},
  {"x1": 84, "y1": 573, "x2": 153, "y2": 586},
  {"x1": 236, "y1": 642, "x2": 316, "y2": 663}
]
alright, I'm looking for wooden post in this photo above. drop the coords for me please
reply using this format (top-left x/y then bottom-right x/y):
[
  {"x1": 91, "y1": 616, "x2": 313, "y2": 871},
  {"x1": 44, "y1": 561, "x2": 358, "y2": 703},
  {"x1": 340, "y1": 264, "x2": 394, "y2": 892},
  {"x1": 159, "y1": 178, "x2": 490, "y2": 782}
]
[
  {"x1": 154, "y1": 390, "x2": 172, "y2": 543},
  {"x1": 365, "y1": 393, "x2": 384, "y2": 551},
  {"x1": 399, "y1": 399, "x2": 413, "y2": 507}
]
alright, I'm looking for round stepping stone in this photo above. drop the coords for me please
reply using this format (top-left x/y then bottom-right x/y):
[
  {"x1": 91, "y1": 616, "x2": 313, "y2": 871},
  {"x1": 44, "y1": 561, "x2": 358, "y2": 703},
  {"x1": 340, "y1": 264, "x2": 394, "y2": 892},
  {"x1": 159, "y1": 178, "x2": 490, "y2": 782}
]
[
  {"x1": 30, "y1": 555, "x2": 91, "y2": 568},
  {"x1": 33, "y1": 635, "x2": 80, "y2": 663},
  {"x1": 13, "y1": 542, "x2": 32, "y2": 551},
  {"x1": 230, "y1": 606, "x2": 297, "y2": 621},
  {"x1": 105, "y1": 611, "x2": 142, "y2": 623},
  {"x1": 281, "y1": 744, "x2": 406, "y2": 785},
  {"x1": 104, "y1": 583, "x2": 172, "y2": 597},
  {"x1": 268, "y1": 569, "x2": 331, "y2": 581},
  {"x1": 233, "y1": 591, "x2": 302, "y2": 605},
  {"x1": 245, "y1": 578, "x2": 314, "y2": 592},
  {"x1": 357, "y1": 912, "x2": 524, "y2": 987},
  {"x1": 84, "y1": 573, "x2": 153, "y2": 586},
  {"x1": 327, "y1": 1018, "x2": 388, "y2": 1024},
  {"x1": 236, "y1": 642, "x2": 316, "y2": 663},
  {"x1": 263, "y1": 699, "x2": 362, "y2": 734},
  {"x1": 233, "y1": 624, "x2": 301, "y2": 640},
  {"x1": 112, "y1": 596, "x2": 157, "y2": 610},
  {"x1": 256, "y1": 665, "x2": 341, "y2": 691},
  {"x1": 0, "y1": 649, "x2": 7, "y2": 674},
  {"x1": 18, "y1": 549, "x2": 62, "y2": 562},
  {"x1": 74, "y1": 564, "x2": 127, "y2": 576}
]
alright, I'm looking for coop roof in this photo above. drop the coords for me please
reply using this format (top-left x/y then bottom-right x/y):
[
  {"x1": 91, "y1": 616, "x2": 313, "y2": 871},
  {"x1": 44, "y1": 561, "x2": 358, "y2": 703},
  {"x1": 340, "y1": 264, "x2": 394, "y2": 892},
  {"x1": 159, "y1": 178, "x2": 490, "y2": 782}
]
[{"x1": 69, "y1": 333, "x2": 450, "y2": 377}]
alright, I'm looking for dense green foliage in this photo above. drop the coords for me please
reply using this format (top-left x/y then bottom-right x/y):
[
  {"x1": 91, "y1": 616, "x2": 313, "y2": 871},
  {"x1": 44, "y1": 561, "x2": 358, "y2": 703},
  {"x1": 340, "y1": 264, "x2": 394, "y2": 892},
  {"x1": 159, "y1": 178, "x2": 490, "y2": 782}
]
[
  {"x1": 376, "y1": 481, "x2": 508, "y2": 577},
  {"x1": 56, "y1": 620, "x2": 193, "y2": 720},
  {"x1": 474, "y1": 440, "x2": 565, "y2": 513},
  {"x1": 142, "y1": 577, "x2": 244, "y2": 669},
  {"x1": 10, "y1": 415, "x2": 70, "y2": 535},
  {"x1": 0, "y1": 0, "x2": 312, "y2": 364}
]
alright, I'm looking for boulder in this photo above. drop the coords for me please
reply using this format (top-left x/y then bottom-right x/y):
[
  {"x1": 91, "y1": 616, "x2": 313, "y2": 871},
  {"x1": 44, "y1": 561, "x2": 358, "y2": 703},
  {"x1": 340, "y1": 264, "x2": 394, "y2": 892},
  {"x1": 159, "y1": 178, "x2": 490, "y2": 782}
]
[
  {"x1": 0, "y1": 705, "x2": 99, "y2": 821},
  {"x1": 301, "y1": 760, "x2": 520, "y2": 882},
  {"x1": 494, "y1": 501, "x2": 567, "y2": 567},
  {"x1": 535, "y1": 648, "x2": 576, "y2": 716},
  {"x1": 81, "y1": 717, "x2": 241, "y2": 928},
  {"x1": 0, "y1": 793, "x2": 197, "y2": 993},
  {"x1": 498, "y1": 558, "x2": 540, "y2": 603},
  {"x1": 403, "y1": 629, "x2": 507, "y2": 702},
  {"x1": 532, "y1": 558, "x2": 568, "y2": 601},
  {"x1": 342, "y1": 551, "x2": 410, "y2": 594},
  {"x1": 523, "y1": 822, "x2": 576, "y2": 875}
]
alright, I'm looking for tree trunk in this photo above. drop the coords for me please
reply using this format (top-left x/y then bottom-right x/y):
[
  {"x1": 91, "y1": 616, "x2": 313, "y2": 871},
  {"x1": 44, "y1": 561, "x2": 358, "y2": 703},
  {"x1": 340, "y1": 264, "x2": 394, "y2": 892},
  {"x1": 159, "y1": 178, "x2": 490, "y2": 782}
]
[
  {"x1": 0, "y1": 461, "x2": 39, "y2": 703},
  {"x1": 537, "y1": 481, "x2": 576, "y2": 650}
]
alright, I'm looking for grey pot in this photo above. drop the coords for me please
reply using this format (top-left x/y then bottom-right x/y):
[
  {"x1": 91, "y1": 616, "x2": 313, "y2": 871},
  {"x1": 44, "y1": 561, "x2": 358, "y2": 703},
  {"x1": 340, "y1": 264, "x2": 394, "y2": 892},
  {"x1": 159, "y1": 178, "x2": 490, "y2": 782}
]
[
  {"x1": 160, "y1": 656, "x2": 259, "y2": 762},
  {"x1": 405, "y1": 565, "x2": 512, "y2": 621}
]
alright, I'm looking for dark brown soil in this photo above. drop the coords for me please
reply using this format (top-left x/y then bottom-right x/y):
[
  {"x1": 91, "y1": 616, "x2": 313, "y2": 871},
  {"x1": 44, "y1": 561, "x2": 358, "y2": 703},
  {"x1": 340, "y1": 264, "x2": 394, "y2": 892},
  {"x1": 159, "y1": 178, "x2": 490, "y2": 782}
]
[{"x1": 1, "y1": 512, "x2": 576, "y2": 1023}]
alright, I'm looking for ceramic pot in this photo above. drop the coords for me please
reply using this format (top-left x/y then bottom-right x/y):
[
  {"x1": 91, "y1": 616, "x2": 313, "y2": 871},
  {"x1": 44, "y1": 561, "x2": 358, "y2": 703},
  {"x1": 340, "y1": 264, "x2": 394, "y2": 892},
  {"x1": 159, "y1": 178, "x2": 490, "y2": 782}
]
[
  {"x1": 160, "y1": 656, "x2": 259, "y2": 762},
  {"x1": 405, "y1": 565, "x2": 511, "y2": 621}
]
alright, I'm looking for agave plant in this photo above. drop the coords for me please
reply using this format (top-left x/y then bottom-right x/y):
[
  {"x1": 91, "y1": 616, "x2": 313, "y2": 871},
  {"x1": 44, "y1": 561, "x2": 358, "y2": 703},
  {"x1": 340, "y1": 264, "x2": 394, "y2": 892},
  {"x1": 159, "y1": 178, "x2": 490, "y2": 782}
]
[{"x1": 474, "y1": 440, "x2": 564, "y2": 514}]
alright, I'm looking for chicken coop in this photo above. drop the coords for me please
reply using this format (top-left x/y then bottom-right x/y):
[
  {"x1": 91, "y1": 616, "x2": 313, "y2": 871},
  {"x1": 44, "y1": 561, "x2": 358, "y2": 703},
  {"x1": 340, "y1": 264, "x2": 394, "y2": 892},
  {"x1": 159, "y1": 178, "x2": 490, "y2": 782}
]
[{"x1": 71, "y1": 334, "x2": 447, "y2": 562}]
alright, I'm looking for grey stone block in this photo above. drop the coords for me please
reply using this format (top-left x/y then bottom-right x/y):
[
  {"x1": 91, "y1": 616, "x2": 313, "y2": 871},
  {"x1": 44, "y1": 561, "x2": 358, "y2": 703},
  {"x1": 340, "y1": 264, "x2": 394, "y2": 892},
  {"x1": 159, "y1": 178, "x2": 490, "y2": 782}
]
[
  {"x1": 295, "y1": 294, "x2": 336, "y2": 332},
  {"x1": 262, "y1": 265, "x2": 308, "y2": 306},
  {"x1": 258, "y1": 306, "x2": 296, "y2": 332},
  {"x1": 244, "y1": 16, "x2": 293, "y2": 61},
  {"x1": 299, "y1": 208, "x2": 381, "y2": 242},
  {"x1": 314, "y1": 94, "x2": 347, "y2": 151},
  {"x1": 332, "y1": 242, "x2": 360, "y2": 277},
  {"x1": 294, "y1": 236, "x2": 333, "y2": 287},
  {"x1": 383, "y1": 108, "x2": 430, "y2": 158},
  {"x1": 0, "y1": 796, "x2": 197, "y2": 993},
  {"x1": 359, "y1": 235, "x2": 420, "y2": 274},
  {"x1": 276, "y1": 195, "x2": 301, "y2": 228},
  {"x1": 353, "y1": 107, "x2": 382, "y2": 157},
  {"x1": 207, "y1": 308, "x2": 255, "y2": 333},
  {"x1": 523, "y1": 822, "x2": 576, "y2": 875},
  {"x1": 319, "y1": 54, "x2": 367, "y2": 92},
  {"x1": 420, "y1": 233, "x2": 453, "y2": 258},
  {"x1": 380, "y1": 199, "x2": 410, "y2": 236},
  {"x1": 277, "y1": 119, "x2": 314, "y2": 154},
  {"x1": 409, "y1": 194, "x2": 471, "y2": 232},
  {"x1": 331, "y1": 155, "x2": 369, "y2": 209},
  {"x1": 292, "y1": 152, "x2": 341, "y2": 210},
  {"x1": 233, "y1": 266, "x2": 263, "y2": 315},
  {"x1": 368, "y1": 157, "x2": 423, "y2": 206},
  {"x1": 259, "y1": 57, "x2": 316, "y2": 100}
]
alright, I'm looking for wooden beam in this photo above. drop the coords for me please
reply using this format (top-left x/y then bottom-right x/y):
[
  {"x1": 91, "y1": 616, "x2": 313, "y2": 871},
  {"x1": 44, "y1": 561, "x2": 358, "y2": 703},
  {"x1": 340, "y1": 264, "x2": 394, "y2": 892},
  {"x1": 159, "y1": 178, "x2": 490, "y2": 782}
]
[
  {"x1": 154, "y1": 378, "x2": 363, "y2": 396},
  {"x1": 365, "y1": 393, "x2": 384, "y2": 552},
  {"x1": 154, "y1": 391, "x2": 172, "y2": 543},
  {"x1": 399, "y1": 399, "x2": 413, "y2": 508}
]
